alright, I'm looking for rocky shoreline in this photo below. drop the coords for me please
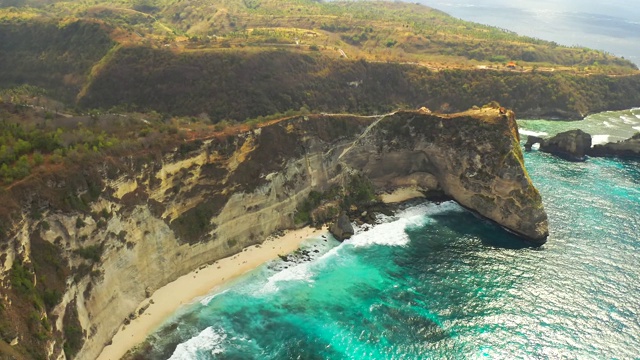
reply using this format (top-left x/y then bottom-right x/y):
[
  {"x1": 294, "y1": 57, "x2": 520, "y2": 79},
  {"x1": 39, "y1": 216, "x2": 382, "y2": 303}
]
[
  {"x1": 525, "y1": 129, "x2": 640, "y2": 161},
  {"x1": 0, "y1": 107, "x2": 548, "y2": 359}
]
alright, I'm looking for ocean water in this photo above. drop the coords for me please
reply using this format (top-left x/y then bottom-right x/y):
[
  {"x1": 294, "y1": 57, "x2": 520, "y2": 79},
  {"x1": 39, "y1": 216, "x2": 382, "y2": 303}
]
[
  {"x1": 141, "y1": 110, "x2": 640, "y2": 359},
  {"x1": 519, "y1": 107, "x2": 640, "y2": 144},
  {"x1": 423, "y1": 0, "x2": 640, "y2": 66}
]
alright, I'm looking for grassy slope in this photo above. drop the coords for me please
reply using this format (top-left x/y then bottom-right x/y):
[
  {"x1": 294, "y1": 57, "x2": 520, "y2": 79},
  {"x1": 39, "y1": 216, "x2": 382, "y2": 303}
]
[{"x1": 2, "y1": 0, "x2": 638, "y2": 73}]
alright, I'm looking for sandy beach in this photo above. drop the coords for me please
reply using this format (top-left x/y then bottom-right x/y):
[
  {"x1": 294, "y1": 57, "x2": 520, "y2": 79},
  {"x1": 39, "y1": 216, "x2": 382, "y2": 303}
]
[
  {"x1": 380, "y1": 187, "x2": 425, "y2": 204},
  {"x1": 96, "y1": 226, "x2": 328, "y2": 360}
]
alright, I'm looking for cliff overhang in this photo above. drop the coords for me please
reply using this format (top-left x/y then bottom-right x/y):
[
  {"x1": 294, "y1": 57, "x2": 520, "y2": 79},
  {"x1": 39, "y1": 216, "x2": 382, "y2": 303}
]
[{"x1": 0, "y1": 106, "x2": 547, "y2": 359}]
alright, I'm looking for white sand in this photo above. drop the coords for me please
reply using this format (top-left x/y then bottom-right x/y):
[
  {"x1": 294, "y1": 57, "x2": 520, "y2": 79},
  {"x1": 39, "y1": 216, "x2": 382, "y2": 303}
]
[
  {"x1": 380, "y1": 187, "x2": 425, "y2": 204},
  {"x1": 96, "y1": 226, "x2": 327, "y2": 360}
]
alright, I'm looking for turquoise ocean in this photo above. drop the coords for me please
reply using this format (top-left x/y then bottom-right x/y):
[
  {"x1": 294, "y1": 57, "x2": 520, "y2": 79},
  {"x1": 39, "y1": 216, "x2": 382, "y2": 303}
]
[{"x1": 141, "y1": 108, "x2": 640, "y2": 359}]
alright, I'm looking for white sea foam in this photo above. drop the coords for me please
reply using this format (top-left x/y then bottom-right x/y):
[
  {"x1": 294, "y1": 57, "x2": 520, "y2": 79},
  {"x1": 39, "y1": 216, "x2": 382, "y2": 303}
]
[
  {"x1": 633, "y1": 126, "x2": 640, "y2": 132},
  {"x1": 268, "y1": 263, "x2": 313, "y2": 285},
  {"x1": 169, "y1": 327, "x2": 226, "y2": 360},
  {"x1": 519, "y1": 129, "x2": 548, "y2": 137},
  {"x1": 620, "y1": 115, "x2": 638, "y2": 125},
  {"x1": 260, "y1": 261, "x2": 315, "y2": 294},
  {"x1": 347, "y1": 220, "x2": 412, "y2": 247},
  {"x1": 199, "y1": 289, "x2": 229, "y2": 306},
  {"x1": 603, "y1": 121, "x2": 616, "y2": 128},
  {"x1": 347, "y1": 201, "x2": 463, "y2": 248},
  {"x1": 259, "y1": 201, "x2": 464, "y2": 294},
  {"x1": 591, "y1": 135, "x2": 611, "y2": 145}
]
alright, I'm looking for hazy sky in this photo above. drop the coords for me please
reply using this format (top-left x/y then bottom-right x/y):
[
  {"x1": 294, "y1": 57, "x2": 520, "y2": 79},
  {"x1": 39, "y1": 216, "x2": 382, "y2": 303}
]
[{"x1": 420, "y1": 0, "x2": 640, "y2": 65}]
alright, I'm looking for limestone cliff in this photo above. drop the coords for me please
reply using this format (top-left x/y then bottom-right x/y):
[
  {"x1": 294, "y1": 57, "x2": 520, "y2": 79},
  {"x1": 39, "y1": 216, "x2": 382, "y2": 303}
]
[
  {"x1": 0, "y1": 108, "x2": 547, "y2": 359},
  {"x1": 340, "y1": 108, "x2": 548, "y2": 241}
]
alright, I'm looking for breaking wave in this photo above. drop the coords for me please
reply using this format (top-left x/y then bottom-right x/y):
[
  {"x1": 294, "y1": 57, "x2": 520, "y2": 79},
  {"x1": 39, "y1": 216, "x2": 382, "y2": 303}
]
[{"x1": 168, "y1": 327, "x2": 226, "y2": 360}]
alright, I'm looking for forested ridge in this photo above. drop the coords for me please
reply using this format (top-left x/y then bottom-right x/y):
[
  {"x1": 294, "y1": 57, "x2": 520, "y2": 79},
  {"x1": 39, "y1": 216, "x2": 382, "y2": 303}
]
[
  {"x1": 1, "y1": 0, "x2": 639, "y2": 203},
  {"x1": 78, "y1": 46, "x2": 640, "y2": 121},
  {"x1": 0, "y1": 0, "x2": 639, "y2": 191},
  {"x1": 0, "y1": 0, "x2": 638, "y2": 120}
]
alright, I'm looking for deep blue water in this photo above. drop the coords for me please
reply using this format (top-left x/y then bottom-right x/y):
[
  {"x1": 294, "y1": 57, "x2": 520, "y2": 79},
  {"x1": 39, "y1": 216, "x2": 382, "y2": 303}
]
[{"x1": 141, "y1": 110, "x2": 640, "y2": 359}]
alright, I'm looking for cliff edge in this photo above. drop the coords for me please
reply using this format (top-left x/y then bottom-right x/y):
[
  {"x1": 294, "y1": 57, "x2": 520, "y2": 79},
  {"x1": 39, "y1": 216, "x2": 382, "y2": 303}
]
[
  {"x1": 0, "y1": 107, "x2": 547, "y2": 359},
  {"x1": 341, "y1": 107, "x2": 548, "y2": 241}
]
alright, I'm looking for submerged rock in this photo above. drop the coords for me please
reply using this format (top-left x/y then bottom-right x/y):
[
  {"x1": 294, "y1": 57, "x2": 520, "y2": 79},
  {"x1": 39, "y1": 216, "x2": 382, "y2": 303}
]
[
  {"x1": 589, "y1": 133, "x2": 640, "y2": 158},
  {"x1": 525, "y1": 129, "x2": 592, "y2": 161},
  {"x1": 330, "y1": 212, "x2": 355, "y2": 241}
]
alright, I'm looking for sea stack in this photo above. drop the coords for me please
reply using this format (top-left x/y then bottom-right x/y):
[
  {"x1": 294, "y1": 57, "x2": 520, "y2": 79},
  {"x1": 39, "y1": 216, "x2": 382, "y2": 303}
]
[
  {"x1": 329, "y1": 212, "x2": 355, "y2": 241},
  {"x1": 525, "y1": 129, "x2": 592, "y2": 161}
]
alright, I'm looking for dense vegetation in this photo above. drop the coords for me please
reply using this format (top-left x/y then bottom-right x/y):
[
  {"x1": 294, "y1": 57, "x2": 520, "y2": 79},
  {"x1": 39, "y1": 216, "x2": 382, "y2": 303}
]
[
  {"x1": 0, "y1": 0, "x2": 637, "y2": 125},
  {"x1": 79, "y1": 46, "x2": 640, "y2": 121},
  {"x1": 0, "y1": 18, "x2": 115, "y2": 102},
  {"x1": 0, "y1": 98, "x2": 180, "y2": 185}
]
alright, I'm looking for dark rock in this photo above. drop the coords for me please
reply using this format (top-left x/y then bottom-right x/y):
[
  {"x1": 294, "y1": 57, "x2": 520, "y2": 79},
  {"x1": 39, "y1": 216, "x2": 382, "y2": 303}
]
[
  {"x1": 527, "y1": 129, "x2": 592, "y2": 161},
  {"x1": 329, "y1": 212, "x2": 355, "y2": 241},
  {"x1": 524, "y1": 135, "x2": 545, "y2": 151},
  {"x1": 588, "y1": 133, "x2": 640, "y2": 159}
]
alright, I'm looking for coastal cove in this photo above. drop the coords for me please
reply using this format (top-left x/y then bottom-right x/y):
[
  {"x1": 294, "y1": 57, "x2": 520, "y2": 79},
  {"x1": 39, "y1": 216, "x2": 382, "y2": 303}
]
[
  {"x1": 97, "y1": 226, "x2": 328, "y2": 360},
  {"x1": 2, "y1": 0, "x2": 640, "y2": 356},
  {"x1": 128, "y1": 109, "x2": 640, "y2": 359},
  {"x1": 0, "y1": 106, "x2": 548, "y2": 360}
]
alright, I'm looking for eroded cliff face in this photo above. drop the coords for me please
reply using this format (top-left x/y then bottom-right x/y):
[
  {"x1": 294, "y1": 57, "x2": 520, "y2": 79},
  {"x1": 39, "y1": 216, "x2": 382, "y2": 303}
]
[
  {"x1": 341, "y1": 108, "x2": 548, "y2": 241},
  {"x1": 0, "y1": 108, "x2": 547, "y2": 359}
]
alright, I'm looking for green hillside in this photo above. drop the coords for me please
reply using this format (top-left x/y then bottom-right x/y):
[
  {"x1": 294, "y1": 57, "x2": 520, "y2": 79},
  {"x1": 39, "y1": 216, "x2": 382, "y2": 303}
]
[
  {"x1": 2, "y1": 0, "x2": 637, "y2": 71},
  {"x1": 78, "y1": 46, "x2": 640, "y2": 120},
  {"x1": 0, "y1": 0, "x2": 639, "y2": 192},
  {"x1": 0, "y1": 0, "x2": 639, "y2": 189}
]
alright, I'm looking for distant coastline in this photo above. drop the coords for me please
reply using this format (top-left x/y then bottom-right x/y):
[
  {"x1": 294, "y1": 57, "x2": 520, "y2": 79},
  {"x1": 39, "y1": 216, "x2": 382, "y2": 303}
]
[{"x1": 425, "y1": 0, "x2": 640, "y2": 66}]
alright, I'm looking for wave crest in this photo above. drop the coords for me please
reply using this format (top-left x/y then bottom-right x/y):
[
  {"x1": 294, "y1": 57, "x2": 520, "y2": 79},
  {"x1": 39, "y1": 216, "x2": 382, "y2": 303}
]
[{"x1": 169, "y1": 327, "x2": 226, "y2": 359}]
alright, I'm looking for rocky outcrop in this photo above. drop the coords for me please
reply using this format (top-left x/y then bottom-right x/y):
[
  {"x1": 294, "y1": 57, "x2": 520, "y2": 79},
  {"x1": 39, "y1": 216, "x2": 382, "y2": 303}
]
[
  {"x1": 0, "y1": 108, "x2": 547, "y2": 360},
  {"x1": 329, "y1": 212, "x2": 355, "y2": 241},
  {"x1": 524, "y1": 135, "x2": 545, "y2": 151},
  {"x1": 589, "y1": 133, "x2": 640, "y2": 158},
  {"x1": 340, "y1": 108, "x2": 548, "y2": 242},
  {"x1": 525, "y1": 129, "x2": 592, "y2": 161}
]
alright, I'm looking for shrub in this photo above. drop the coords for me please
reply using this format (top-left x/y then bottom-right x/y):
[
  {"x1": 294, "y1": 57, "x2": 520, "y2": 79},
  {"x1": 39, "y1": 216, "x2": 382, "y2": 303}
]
[{"x1": 74, "y1": 245, "x2": 103, "y2": 263}]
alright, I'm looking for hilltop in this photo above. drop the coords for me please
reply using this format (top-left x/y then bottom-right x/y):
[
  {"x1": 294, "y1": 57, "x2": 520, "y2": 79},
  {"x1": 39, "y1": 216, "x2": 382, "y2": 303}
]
[
  {"x1": 0, "y1": 0, "x2": 639, "y2": 120},
  {"x1": 2, "y1": 0, "x2": 637, "y2": 72}
]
